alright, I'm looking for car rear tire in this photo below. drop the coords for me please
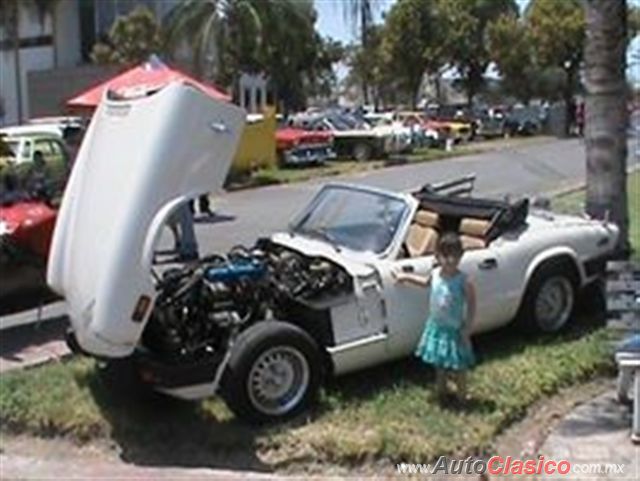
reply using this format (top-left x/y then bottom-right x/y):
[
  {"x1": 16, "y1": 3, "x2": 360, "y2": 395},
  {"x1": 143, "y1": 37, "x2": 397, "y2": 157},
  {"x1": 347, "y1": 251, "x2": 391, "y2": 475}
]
[
  {"x1": 353, "y1": 142, "x2": 372, "y2": 162},
  {"x1": 220, "y1": 321, "x2": 323, "y2": 423},
  {"x1": 517, "y1": 259, "x2": 578, "y2": 333}
]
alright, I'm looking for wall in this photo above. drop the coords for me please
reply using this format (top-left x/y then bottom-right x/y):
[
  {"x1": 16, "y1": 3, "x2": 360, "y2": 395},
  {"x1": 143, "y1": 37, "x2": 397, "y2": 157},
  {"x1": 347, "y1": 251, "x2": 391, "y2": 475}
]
[
  {"x1": 0, "y1": 49, "x2": 18, "y2": 125},
  {"x1": 27, "y1": 64, "x2": 120, "y2": 118},
  {"x1": 0, "y1": 0, "x2": 82, "y2": 125},
  {"x1": 54, "y1": 0, "x2": 82, "y2": 68}
]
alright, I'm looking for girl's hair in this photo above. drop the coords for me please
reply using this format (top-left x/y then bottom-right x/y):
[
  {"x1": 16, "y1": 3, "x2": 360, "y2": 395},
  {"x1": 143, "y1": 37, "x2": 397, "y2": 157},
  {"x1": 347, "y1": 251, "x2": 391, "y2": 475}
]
[{"x1": 437, "y1": 232, "x2": 463, "y2": 257}]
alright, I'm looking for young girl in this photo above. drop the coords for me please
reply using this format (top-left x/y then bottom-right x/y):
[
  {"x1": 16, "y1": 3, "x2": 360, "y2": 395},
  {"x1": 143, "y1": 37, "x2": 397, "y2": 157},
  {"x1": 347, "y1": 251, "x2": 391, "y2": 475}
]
[{"x1": 393, "y1": 232, "x2": 476, "y2": 404}]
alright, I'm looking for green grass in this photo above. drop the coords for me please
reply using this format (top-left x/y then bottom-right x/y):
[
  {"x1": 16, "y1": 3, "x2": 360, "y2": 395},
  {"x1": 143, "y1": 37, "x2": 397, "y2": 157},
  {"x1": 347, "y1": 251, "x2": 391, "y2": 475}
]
[
  {"x1": 247, "y1": 160, "x2": 387, "y2": 187},
  {"x1": 0, "y1": 314, "x2": 617, "y2": 469},
  {"x1": 1, "y1": 164, "x2": 634, "y2": 471}
]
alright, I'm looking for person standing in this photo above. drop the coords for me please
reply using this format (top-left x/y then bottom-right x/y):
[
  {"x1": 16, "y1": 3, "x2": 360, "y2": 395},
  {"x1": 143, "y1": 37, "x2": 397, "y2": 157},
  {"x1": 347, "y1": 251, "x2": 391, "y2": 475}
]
[{"x1": 393, "y1": 232, "x2": 477, "y2": 405}]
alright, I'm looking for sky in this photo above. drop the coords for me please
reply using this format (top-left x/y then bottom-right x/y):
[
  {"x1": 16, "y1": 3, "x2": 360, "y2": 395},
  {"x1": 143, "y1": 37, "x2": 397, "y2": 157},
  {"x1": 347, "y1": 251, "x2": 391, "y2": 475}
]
[
  {"x1": 314, "y1": 0, "x2": 391, "y2": 44},
  {"x1": 313, "y1": 0, "x2": 640, "y2": 84}
]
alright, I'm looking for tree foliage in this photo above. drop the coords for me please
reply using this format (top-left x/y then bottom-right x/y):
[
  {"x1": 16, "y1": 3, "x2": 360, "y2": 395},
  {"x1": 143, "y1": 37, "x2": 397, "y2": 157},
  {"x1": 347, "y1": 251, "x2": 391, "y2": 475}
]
[
  {"x1": 346, "y1": 25, "x2": 393, "y2": 108},
  {"x1": 435, "y1": 0, "x2": 518, "y2": 105},
  {"x1": 380, "y1": 0, "x2": 445, "y2": 108},
  {"x1": 527, "y1": 0, "x2": 584, "y2": 134},
  {"x1": 488, "y1": 13, "x2": 537, "y2": 104},
  {"x1": 164, "y1": 0, "x2": 343, "y2": 111},
  {"x1": 164, "y1": 0, "x2": 264, "y2": 81},
  {"x1": 251, "y1": 0, "x2": 340, "y2": 111},
  {"x1": 527, "y1": 0, "x2": 584, "y2": 73},
  {"x1": 342, "y1": 0, "x2": 378, "y2": 103},
  {"x1": 91, "y1": 6, "x2": 164, "y2": 66}
]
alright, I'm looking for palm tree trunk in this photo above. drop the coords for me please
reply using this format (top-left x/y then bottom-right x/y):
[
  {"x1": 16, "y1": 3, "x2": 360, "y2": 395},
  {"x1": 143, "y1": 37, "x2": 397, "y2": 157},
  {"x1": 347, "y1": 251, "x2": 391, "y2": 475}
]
[{"x1": 584, "y1": 0, "x2": 630, "y2": 256}]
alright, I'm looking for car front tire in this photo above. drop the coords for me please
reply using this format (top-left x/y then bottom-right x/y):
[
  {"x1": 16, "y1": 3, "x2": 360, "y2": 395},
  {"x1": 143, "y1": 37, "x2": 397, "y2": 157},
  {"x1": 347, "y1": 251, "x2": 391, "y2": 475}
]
[
  {"x1": 517, "y1": 260, "x2": 578, "y2": 333},
  {"x1": 220, "y1": 321, "x2": 323, "y2": 423}
]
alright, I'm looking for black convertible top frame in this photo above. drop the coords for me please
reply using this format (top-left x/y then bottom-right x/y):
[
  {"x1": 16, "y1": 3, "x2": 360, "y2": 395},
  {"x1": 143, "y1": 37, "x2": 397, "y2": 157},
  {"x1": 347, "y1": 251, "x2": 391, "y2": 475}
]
[{"x1": 411, "y1": 175, "x2": 529, "y2": 240}]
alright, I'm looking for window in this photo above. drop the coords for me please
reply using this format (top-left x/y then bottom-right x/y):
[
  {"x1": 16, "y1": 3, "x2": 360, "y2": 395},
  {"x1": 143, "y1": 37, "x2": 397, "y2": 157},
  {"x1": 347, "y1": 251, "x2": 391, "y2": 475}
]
[
  {"x1": 48, "y1": 140, "x2": 64, "y2": 157},
  {"x1": 34, "y1": 140, "x2": 53, "y2": 159},
  {"x1": 21, "y1": 141, "x2": 31, "y2": 160}
]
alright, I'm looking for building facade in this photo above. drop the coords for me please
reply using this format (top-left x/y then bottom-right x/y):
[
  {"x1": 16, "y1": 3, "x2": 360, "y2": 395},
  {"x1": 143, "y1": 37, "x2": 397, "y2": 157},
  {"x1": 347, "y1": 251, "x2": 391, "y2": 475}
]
[{"x1": 0, "y1": 0, "x2": 177, "y2": 126}]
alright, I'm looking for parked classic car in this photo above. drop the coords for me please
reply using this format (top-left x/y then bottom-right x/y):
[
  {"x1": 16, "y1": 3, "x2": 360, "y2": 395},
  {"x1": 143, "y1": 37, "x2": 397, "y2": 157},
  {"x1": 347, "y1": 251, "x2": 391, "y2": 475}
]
[
  {"x1": 275, "y1": 126, "x2": 335, "y2": 166},
  {"x1": 362, "y1": 112, "x2": 414, "y2": 152},
  {"x1": 504, "y1": 106, "x2": 545, "y2": 136},
  {"x1": 425, "y1": 104, "x2": 476, "y2": 141},
  {"x1": 49, "y1": 83, "x2": 619, "y2": 424},
  {"x1": 474, "y1": 113, "x2": 506, "y2": 139},
  {"x1": 292, "y1": 112, "x2": 409, "y2": 161},
  {"x1": 392, "y1": 111, "x2": 442, "y2": 148}
]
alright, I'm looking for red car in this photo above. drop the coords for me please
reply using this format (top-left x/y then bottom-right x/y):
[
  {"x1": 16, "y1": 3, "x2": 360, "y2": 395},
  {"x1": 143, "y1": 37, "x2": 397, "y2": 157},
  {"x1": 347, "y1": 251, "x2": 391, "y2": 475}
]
[
  {"x1": 0, "y1": 200, "x2": 58, "y2": 318},
  {"x1": 275, "y1": 127, "x2": 336, "y2": 166}
]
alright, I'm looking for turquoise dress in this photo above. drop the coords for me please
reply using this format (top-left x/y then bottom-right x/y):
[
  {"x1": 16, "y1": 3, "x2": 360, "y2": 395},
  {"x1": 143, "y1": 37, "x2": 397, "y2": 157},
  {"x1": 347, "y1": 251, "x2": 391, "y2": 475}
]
[{"x1": 414, "y1": 269, "x2": 475, "y2": 370}]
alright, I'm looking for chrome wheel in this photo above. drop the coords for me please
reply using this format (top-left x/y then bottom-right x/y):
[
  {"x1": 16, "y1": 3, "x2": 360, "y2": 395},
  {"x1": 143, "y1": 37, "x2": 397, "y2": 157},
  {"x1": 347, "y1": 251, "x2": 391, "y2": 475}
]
[
  {"x1": 534, "y1": 276, "x2": 574, "y2": 332},
  {"x1": 247, "y1": 345, "x2": 310, "y2": 416}
]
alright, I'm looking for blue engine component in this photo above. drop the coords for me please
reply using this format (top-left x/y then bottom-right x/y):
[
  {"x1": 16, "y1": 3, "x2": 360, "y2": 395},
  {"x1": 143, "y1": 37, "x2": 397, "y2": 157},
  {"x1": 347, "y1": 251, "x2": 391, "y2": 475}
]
[{"x1": 204, "y1": 259, "x2": 266, "y2": 283}]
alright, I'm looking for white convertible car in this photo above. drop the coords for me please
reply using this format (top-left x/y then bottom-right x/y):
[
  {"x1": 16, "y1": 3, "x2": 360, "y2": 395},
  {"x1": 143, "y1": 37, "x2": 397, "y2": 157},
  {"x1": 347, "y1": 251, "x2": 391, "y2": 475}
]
[{"x1": 48, "y1": 83, "x2": 619, "y2": 422}]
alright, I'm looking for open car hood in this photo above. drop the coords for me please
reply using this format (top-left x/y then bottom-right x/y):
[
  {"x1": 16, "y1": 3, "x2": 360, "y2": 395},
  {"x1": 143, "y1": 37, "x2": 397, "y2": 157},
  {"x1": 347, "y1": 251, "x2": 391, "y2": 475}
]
[{"x1": 47, "y1": 82, "x2": 245, "y2": 357}]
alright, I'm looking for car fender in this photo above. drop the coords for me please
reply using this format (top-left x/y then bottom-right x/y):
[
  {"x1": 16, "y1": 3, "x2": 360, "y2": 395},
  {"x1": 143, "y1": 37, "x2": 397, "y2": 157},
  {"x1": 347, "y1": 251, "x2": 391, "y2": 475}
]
[{"x1": 523, "y1": 246, "x2": 584, "y2": 292}]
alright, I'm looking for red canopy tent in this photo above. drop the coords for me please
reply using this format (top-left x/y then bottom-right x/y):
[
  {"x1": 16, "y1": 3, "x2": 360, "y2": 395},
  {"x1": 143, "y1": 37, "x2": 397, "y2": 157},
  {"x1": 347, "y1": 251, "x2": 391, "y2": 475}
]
[{"x1": 66, "y1": 56, "x2": 231, "y2": 109}]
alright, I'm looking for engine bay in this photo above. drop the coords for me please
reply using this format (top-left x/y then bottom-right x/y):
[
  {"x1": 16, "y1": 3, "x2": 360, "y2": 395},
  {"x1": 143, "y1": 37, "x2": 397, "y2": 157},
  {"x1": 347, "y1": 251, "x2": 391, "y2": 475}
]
[{"x1": 142, "y1": 238, "x2": 352, "y2": 364}]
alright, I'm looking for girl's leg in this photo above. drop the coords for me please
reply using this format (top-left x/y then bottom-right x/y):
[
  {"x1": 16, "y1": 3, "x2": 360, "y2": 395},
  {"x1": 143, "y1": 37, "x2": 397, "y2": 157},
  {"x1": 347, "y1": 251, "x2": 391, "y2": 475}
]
[
  {"x1": 435, "y1": 368, "x2": 448, "y2": 401},
  {"x1": 454, "y1": 370, "x2": 468, "y2": 400}
]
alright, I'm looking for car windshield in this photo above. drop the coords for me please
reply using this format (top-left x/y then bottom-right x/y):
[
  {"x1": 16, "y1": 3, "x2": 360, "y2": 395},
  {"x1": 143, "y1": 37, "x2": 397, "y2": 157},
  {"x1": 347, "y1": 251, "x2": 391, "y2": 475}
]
[{"x1": 292, "y1": 185, "x2": 409, "y2": 254}]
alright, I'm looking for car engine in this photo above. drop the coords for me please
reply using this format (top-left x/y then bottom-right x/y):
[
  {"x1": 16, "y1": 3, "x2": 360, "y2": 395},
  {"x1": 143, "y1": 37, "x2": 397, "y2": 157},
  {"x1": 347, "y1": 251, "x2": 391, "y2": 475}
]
[{"x1": 142, "y1": 238, "x2": 352, "y2": 362}]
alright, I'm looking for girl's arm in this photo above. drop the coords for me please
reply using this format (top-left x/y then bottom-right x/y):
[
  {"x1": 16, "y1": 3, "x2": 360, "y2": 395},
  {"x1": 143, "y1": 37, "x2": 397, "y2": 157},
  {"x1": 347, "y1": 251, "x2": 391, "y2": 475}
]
[
  {"x1": 463, "y1": 278, "x2": 476, "y2": 337},
  {"x1": 391, "y1": 269, "x2": 432, "y2": 287}
]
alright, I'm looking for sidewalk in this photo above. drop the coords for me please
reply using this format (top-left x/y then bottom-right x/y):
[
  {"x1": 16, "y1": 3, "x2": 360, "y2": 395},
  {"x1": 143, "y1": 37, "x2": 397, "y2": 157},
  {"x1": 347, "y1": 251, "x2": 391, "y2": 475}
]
[
  {"x1": 0, "y1": 314, "x2": 69, "y2": 373},
  {"x1": 538, "y1": 391, "x2": 639, "y2": 481}
]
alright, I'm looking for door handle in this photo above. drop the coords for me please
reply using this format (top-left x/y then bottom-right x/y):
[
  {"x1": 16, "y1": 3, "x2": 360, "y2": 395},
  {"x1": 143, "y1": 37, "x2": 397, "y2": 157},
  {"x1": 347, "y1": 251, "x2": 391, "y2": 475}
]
[
  {"x1": 478, "y1": 258, "x2": 498, "y2": 270},
  {"x1": 209, "y1": 121, "x2": 229, "y2": 133},
  {"x1": 401, "y1": 265, "x2": 415, "y2": 273}
]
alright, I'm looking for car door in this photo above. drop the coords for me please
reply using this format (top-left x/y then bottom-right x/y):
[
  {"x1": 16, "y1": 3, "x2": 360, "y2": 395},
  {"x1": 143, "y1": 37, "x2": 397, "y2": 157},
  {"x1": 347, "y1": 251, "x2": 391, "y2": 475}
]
[
  {"x1": 458, "y1": 245, "x2": 507, "y2": 333},
  {"x1": 375, "y1": 255, "x2": 435, "y2": 359}
]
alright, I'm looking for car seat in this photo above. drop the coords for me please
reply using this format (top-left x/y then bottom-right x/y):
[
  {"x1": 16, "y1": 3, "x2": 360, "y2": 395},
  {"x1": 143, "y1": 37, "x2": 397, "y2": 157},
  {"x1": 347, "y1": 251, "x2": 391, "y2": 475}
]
[
  {"x1": 458, "y1": 217, "x2": 490, "y2": 250},
  {"x1": 405, "y1": 210, "x2": 439, "y2": 257}
]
